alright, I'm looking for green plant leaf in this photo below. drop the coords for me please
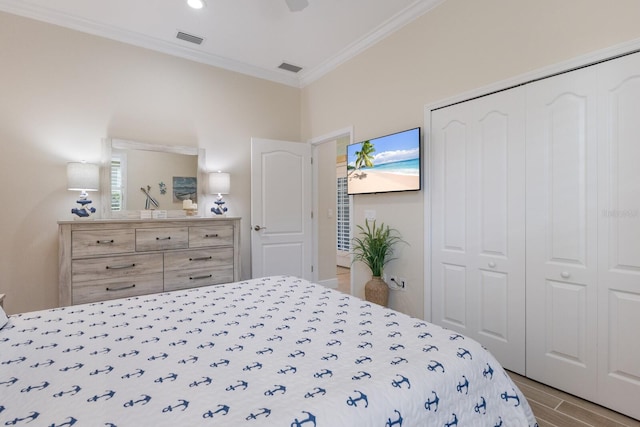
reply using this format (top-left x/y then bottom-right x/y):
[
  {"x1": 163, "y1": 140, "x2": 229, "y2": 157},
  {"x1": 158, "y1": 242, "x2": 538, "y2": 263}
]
[{"x1": 351, "y1": 219, "x2": 406, "y2": 277}]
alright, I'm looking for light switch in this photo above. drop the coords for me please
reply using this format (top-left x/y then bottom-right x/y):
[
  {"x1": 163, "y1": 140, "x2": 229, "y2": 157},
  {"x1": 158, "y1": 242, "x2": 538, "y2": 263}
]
[{"x1": 327, "y1": 208, "x2": 333, "y2": 218}]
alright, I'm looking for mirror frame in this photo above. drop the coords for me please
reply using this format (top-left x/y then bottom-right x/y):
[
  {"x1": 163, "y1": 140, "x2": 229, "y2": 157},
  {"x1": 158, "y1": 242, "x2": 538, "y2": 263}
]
[{"x1": 100, "y1": 138, "x2": 206, "y2": 218}]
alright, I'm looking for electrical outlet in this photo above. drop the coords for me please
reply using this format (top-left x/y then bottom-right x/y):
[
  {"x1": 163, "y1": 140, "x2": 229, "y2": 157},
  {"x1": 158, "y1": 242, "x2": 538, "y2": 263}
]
[{"x1": 389, "y1": 276, "x2": 404, "y2": 291}]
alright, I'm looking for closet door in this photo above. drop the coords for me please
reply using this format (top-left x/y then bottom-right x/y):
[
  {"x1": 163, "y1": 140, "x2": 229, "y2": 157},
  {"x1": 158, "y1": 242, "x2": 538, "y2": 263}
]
[
  {"x1": 596, "y1": 52, "x2": 640, "y2": 420},
  {"x1": 525, "y1": 67, "x2": 598, "y2": 400},
  {"x1": 431, "y1": 88, "x2": 526, "y2": 374}
]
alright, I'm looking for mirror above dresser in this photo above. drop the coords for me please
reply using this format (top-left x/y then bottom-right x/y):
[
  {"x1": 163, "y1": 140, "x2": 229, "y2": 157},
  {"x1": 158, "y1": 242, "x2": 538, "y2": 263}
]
[{"x1": 100, "y1": 138, "x2": 206, "y2": 218}]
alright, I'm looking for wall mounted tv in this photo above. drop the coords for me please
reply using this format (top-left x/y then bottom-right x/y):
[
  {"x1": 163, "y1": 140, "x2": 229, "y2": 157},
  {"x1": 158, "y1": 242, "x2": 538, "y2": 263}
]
[{"x1": 347, "y1": 127, "x2": 421, "y2": 195}]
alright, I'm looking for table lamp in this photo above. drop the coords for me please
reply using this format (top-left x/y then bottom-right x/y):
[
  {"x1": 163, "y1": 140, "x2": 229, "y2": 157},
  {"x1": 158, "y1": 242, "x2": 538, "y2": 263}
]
[
  {"x1": 209, "y1": 171, "x2": 230, "y2": 215},
  {"x1": 67, "y1": 162, "x2": 99, "y2": 218}
]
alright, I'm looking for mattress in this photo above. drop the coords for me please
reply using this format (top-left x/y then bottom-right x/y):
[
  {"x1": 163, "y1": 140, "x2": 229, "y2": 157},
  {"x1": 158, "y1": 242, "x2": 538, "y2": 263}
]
[{"x1": 0, "y1": 276, "x2": 537, "y2": 426}]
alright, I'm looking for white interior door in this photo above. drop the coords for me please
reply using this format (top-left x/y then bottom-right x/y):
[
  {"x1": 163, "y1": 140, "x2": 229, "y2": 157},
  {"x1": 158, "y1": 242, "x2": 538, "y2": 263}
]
[
  {"x1": 596, "y1": 52, "x2": 640, "y2": 420},
  {"x1": 525, "y1": 66, "x2": 599, "y2": 400},
  {"x1": 431, "y1": 87, "x2": 526, "y2": 374},
  {"x1": 251, "y1": 138, "x2": 312, "y2": 280}
]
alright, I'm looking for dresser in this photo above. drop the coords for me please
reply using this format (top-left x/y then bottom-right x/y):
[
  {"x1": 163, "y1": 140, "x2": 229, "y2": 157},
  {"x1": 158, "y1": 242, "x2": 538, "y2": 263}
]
[{"x1": 58, "y1": 217, "x2": 241, "y2": 306}]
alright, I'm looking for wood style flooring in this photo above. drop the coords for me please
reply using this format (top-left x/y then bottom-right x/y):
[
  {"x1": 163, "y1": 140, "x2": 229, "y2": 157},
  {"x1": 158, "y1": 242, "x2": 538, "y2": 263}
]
[
  {"x1": 336, "y1": 266, "x2": 350, "y2": 294},
  {"x1": 507, "y1": 372, "x2": 639, "y2": 427},
  {"x1": 334, "y1": 266, "x2": 639, "y2": 427}
]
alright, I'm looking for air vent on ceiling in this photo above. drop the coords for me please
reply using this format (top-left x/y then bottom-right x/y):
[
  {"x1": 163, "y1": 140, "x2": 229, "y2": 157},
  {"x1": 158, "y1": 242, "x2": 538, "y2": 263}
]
[
  {"x1": 278, "y1": 62, "x2": 303, "y2": 73},
  {"x1": 176, "y1": 31, "x2": 204, "y2": 45}
]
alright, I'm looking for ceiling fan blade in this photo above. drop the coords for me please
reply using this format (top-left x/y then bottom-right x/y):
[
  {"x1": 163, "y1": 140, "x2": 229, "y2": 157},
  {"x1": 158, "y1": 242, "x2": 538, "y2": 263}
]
[{"x1": 285, "y1": 0, "x2": 309, "y2": 12}]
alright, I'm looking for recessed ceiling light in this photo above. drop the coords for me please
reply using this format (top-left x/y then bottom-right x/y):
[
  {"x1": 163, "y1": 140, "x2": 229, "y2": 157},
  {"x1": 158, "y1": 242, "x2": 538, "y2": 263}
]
[
  {"x1": 285, "y1": 0, "x2": 309, "y2": 12},
  {"x1": 187, "y1": 0, "x2": 205, "y2": 9}
]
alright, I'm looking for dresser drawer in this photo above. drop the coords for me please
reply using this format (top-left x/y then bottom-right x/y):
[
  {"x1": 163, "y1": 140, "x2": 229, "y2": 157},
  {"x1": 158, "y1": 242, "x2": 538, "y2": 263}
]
[
  {"x1": 72, "y1": 253, "x2": 163, "y2": 283},
  {"x1": 164, "y1": 248, "x2": 234, "y2": 291},
  {"x1": 189, "y1": 225, "x2": 234, "y2": 248},
  {"x1": 164, "y1": 267, "x2": 234, "y2": 292},
  {"x1": 72, "y1": 229, "x2": 135, "y2": 257},
  {"x1": 73, "y1": 273, "x2": 163, "y2": 304},
  {"x1": 136, "y1": 227, "x2": 188, "y2": 251},
  {"x1": 164, "y1": 248, "x2": 233, "y2": 271}
]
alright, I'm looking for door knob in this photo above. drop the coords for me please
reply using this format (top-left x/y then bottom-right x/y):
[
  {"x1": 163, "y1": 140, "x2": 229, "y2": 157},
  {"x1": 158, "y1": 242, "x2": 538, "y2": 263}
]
[
  {"x1": 488, "y1": 262, "x2": 496, "y2": 268},
  {"x1": 561, "y1": 271, "x2": 570, "y2": 279},
  {"x1": 254, "y1": 225, "x2": 266, "y2": 231}
]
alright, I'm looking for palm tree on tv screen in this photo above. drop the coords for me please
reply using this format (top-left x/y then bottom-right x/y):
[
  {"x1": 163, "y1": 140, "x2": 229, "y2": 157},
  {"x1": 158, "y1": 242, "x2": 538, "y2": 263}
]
[{"x1": 350, "y1": 140, "x2": 375, "y2": 176}]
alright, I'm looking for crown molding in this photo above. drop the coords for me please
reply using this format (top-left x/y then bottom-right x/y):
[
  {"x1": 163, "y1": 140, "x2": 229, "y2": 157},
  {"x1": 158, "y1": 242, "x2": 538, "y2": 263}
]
[
  {"x1": 0, "y1": 0, "x2": 301, "y2": 86},
  {"x1": 0, "y1": 0, "x2": 443, "y2": 88},
  {"x1": 299, "y1": 0, "x2": 445, "y2": 87}
]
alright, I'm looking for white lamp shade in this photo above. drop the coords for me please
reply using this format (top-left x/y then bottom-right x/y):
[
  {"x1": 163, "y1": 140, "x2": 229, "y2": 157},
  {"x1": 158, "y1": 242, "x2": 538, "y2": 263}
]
[
  {"x1": 67, "y1": 162, "x2": 99, "y2": 191},
  {"x1": 208, "y1": 172, "x2": 230, "y2": 195}
]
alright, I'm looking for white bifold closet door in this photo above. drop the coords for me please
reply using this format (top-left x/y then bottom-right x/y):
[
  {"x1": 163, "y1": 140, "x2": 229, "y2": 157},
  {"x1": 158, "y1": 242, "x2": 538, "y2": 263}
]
[
  {"x1": 596, "y1": 52, "x2": 640, "y2": 418},
  {"x1": 525, "y1": 66, "x2": 599, "y2": 401},
  {"x1": 431, "y1": 51, "x2": 640, "y2": 419},
  {"x1": 431, "y1": 88, "x2": 526, "y2": 374}
]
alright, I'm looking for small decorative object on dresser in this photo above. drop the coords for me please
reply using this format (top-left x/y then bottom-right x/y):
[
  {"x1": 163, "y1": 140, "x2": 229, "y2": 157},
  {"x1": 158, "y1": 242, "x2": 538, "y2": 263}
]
[
  {"x1": 58, "y1": 217, "x2": 241, "y2": 306},
  {"x1": 182, "y1": 199, "x2": 198, "y2": 216}
]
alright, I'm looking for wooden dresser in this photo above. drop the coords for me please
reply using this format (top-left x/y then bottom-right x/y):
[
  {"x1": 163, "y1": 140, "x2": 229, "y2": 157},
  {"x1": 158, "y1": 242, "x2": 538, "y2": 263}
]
[{"x1": 58, "y1": 217, "x2": 241, "y2": 306}]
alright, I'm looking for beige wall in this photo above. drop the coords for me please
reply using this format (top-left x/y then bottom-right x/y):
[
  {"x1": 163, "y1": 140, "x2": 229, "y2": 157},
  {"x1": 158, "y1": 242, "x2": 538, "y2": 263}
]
[
  {"x1": 301, "y1": 0, "x2": 640, "y2": 319},
  {"x1": 0, "y1": 11, "x2": 301, "y2": 314},
  {"x1": 4, "y1": 0, "x2": 640, "y2": 318}
]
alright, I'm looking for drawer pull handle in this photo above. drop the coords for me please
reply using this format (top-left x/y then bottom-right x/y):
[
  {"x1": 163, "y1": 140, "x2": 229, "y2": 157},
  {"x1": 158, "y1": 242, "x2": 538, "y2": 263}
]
[
  {"x1": 156, "y1": 236, "x2": 172, "y2": 241},
  {"x1": 204, "y1": 234, "x2": 219, "y2": 238},
  {"x1": 190, "y1": 274, "x2": 213, "y2": 280},
  {"x1": 106, "y1": 284, "x2": 136, "y2": 292},
  {"x1": 189, "y1": 256, "x2": 213, "y2": 262},
  {"x1": 106, "y1": 263, "x2": 136, "y2": 270},
  {"x1": 97, "y1": 239, "x2": 115, "y2": 244}
]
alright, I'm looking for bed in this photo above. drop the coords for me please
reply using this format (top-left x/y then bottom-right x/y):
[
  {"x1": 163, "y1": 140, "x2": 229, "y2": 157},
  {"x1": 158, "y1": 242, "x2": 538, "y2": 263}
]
[{"x1": 0, "y1": 276, "x2": 537, "y2": 426}]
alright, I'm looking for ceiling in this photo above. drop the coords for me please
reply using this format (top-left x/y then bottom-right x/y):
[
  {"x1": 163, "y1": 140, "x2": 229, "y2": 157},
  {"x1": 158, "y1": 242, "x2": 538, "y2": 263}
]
[{"x1": 0, "y1": 0, "x2": 444, "y2": 87}]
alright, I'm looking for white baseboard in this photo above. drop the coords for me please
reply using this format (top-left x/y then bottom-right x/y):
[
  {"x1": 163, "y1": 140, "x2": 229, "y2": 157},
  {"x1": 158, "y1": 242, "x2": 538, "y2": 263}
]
[{"x1": 316, "y1": 278, "x2": 338, "y2": 289}]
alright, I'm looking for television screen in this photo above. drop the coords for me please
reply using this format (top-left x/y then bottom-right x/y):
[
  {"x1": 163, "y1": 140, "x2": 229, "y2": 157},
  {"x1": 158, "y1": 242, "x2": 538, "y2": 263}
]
[{"x1": 347, "y1": 127, "x2": 421, "y2": 195}]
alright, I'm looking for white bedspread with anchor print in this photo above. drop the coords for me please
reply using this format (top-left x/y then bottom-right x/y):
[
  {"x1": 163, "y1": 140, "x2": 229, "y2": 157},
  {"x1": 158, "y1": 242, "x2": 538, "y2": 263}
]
[{"x1": 0, "y1": 276, "x2": 537, "y2": 426}]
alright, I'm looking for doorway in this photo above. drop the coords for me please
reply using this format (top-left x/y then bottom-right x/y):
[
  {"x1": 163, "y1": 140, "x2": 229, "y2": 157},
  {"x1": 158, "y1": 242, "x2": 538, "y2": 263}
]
[{"x1": 311, "y1": 128, "x2": 353, "y2": 294}]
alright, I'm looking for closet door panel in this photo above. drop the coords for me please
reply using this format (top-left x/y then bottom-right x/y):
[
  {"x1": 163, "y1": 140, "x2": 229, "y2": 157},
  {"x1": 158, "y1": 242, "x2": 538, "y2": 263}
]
[
  {"x1": 442, "y1": 263, "x2": 467, "y2": 326},
  {"x1": 597, "y1": 52, "x2": 640, "y2": 420},
  {"x1": 545, "y1": 280, "x2": 588, "y2": 363},
  {"x1": 471, "y1": 91, "x2": 526, "y2": 374},
  {"x1": 432, "y1": 103, "x2": 471, "y2": 333},
  {"x1": 443, "y1": 121, "x2": 468, "y2": 253},
  {"x1": 526, "y1": 66, "x2": 598, "y2": 400},
  {"x1": 479, "y1": 112, "x2": 509, "y2": 256},
  {"x1": 479, "y1": 270, "x2": 508, "y2": 341},
  {"x1": 547, "y1": 95, "x2": 589, "y2": 265},
  {"x1": 432, "y1": 89, "x2": 525, "y2": 374}
]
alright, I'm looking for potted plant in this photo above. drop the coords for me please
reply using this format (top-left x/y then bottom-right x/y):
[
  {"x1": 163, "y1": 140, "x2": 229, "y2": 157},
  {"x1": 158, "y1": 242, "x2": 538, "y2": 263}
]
[{"x1": 351, "y1": 219, "x2": 405, "y2": 306}]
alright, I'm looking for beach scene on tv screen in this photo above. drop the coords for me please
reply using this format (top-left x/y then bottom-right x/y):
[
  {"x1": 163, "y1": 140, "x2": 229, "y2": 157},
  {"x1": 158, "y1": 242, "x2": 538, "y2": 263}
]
[{"x1": 347, "y1": 128, "x2": 420, "y2": 194}]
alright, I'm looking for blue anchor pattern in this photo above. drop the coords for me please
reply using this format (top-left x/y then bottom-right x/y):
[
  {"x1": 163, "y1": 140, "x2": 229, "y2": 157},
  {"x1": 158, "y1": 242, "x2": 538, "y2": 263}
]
[{"x1": 0, "y1": 276, "x2": 538, "y2": 426}]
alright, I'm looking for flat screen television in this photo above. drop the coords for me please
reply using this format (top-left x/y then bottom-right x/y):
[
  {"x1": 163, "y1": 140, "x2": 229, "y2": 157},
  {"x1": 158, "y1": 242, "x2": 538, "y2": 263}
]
[{"x1": 347, "y1": 127, "x2": 421, "y2": 195}]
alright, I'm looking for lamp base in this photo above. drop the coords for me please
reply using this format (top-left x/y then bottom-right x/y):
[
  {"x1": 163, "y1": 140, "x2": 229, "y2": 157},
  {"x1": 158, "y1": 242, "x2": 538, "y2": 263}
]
[
  {"x1": 211, "y1": 195, "x2": 228, "y2": 216},
  {"x1": 71, "y1": 191, "x2": 96, "y2": 218}
]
